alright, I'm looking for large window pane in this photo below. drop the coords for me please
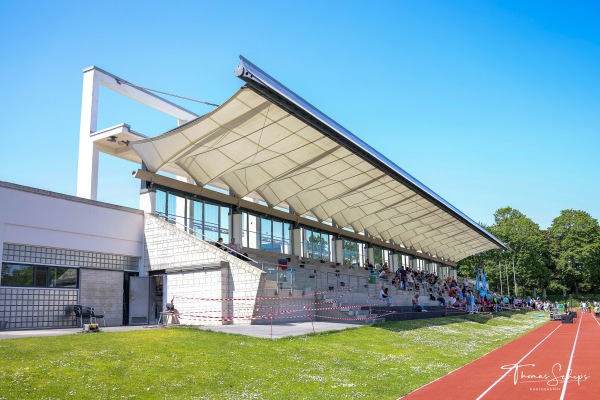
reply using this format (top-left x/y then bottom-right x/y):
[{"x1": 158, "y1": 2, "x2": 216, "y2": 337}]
[
  {"x1": 260, "y1": 217, "x2": 272, "y2": 251},
  {"x1": 219, "y1": 206, "x2": 230, "y2": 244},
  {"x1": 283, "y1": 223, "x2": 292, "y2": 254},
  {"x1": 190, "y1": 200, "x2": 203, "y2": 238},
  {"x1": 156, "y1": 190, "x2": 167, "y2": 217},
  {"x1": 272, "y1": 221, "x2": 283, "y2": 253},
  {"x1": 166, "y1": 193, "x2": 177, "y2": 223},
  {"x1": 304, "y1": 229, "x2": 329, "y2": 261},
  {"x1": 204, "y1": 203, "x2": 219, "y2": 242},
  {"x1": 373, "y1": 246, "x2": 383, "y2": 266},
  {"x1": 34, "y1": 267, "x2": 48, "y2": 287},
  {"x1": 51, "y1": 267, "x2": 78, "y2": 288},
  {"x1": 248, "y1": 214, "x2": 259, "y2": 249},
  {"x1": 1, "y1": 263, "x2": 34, "y2": 286},
  {"x1": 343, "y1": 240, "x2": 359, "y2": 266},
  {"x1": 321, "y1": 233, "x2": 330, "y2": 261}
]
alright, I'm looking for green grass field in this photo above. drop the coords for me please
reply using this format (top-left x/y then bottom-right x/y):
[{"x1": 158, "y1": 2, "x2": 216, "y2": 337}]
[{"x1": 0, "y1": 312, "x2": 547, "y2": 400}]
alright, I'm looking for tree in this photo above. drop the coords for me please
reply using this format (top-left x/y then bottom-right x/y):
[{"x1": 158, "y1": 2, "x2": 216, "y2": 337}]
[
  {"x1": 489, "y1": 207, "x2": 550, "y2": 297},
  {"x1": 458, "y1": 207, "x2": 550, "y2": 297},
  {"x1": 547, "y1": 210, "x2": 600, "y2": 295}
]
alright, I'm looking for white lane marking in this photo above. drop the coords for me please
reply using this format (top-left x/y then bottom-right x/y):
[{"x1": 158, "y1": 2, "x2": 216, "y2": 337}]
[
  {"x1": 475, "y1": 323, "x2": 562, "y2": 400},
  {"x1": 592, "y1": 311, "x2": 600, "y2": 327},
  {"x1": 560, "y1": 312, "x2": 583, "y2": 400}
]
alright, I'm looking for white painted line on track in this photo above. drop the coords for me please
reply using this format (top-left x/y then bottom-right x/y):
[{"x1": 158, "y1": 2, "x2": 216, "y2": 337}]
[
  {"x1": 475, "y1": 323, "x2": 563, "y2": 400},
  {"x1": 592, "y1": 312, "x2": 600, "y2": 328},
  {"x1": 560, "y1": 313, "x2": 583, "y2": 400}
]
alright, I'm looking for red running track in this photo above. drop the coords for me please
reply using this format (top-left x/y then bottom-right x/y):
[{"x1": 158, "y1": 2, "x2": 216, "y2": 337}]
[{"x1": 400, "y1": 312, "x2": 600, "y2": 399}]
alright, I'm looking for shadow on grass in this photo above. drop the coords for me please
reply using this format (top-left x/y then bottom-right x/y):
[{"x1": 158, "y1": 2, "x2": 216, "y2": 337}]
[{"x1": 372, "y1": 309, "x2": 539, "y2": 333}]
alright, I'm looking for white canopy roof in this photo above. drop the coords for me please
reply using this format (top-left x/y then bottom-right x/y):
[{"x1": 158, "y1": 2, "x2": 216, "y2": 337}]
[{"x1": 129, "y1": 57, "x2": 504, "y2": 262}]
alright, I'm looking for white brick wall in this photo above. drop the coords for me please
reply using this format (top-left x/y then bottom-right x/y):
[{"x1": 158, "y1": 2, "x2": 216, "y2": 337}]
[{"x1": 144, "y1": 215, "x2": 264, "y2": 325}]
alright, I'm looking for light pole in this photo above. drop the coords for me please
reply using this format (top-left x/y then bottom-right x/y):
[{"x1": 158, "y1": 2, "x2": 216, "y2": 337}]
[{"x1": 498, "y1": 260, "x2": 503, "y2": 295}]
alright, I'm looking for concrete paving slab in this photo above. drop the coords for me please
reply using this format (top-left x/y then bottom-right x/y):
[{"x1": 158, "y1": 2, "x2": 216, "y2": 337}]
[
  {"x1": 196, "y1": 321, "x2": 362, "y2": 339},
  {"x1": 0, "y1": 322, "x2": 363, "y2": 340}
]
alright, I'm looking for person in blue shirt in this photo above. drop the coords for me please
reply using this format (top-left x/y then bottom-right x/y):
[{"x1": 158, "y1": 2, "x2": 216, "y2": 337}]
[{"x1": 466, "y1": 291, "x2": 475, "y2": 314}]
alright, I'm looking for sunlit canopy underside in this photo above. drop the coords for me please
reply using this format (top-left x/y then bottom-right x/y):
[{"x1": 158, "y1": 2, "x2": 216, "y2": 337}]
[{"x1": 129, "y1": 58, "x2": 504, "y2": 262}]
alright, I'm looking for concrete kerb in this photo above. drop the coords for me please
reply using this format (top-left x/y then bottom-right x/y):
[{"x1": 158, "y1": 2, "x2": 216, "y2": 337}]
[{"x1": 0, "y1": 322, "x2": 363, "y2": 340}]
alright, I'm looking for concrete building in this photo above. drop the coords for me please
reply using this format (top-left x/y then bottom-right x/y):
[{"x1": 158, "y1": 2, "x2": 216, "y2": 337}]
[{"x1": 0, "y1": 57, "x2": 505, "y2": 330}]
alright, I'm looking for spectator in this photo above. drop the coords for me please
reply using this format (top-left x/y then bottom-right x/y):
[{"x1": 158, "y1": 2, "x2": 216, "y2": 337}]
[
  {"x1": 228, "y1": 238, "x2": 240, "y2": 256},
  {"x1": 400, "y1": 267, "x2": 407, "y2": 291},
  {"x1": 407, "y1": 272, "x2": 415, "y2": 291},
  {"x1": 215, "y1": 237, "x2": 224, "y2": 249},
  {"x1": 437, "y1": 289, "x2": 446, "y2": 306},
  {"x1": 466, "y1": 290, "x2": 475, "y2": 314},
  {"x1": 412, "y1": 293, "x2": 427, "y2": 312},
  {"x1": 380, "y1": 286, "x2": 393, "y2": 305}
]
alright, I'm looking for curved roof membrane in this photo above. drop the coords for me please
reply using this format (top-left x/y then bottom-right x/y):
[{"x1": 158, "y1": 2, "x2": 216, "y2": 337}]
[{"x1": 129, "y1": 56, "x2": 505, "y2": 262}]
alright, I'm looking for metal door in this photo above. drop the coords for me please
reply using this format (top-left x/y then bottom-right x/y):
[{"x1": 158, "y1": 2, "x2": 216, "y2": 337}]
[{"x1": 129, "y1": 276, "x2": 150, "y2": 325}]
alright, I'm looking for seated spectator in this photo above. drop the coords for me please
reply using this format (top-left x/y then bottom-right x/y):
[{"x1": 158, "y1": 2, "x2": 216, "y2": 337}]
[
  {"x1": 437, "y1": 289, "x2": 446, "y2": 306},
  {"x1": 215, "y1": 237, "x2": 224, "y2": 249},
  {"x1": 380, "y1": 287, "x2": 393, "y2": 305},
  {"x1": 412, "y1": 293, "x2": 427, "y2": 312},
  {"x1": 228, "y1": 238, "x2": 240, "y2": 256},
  {"x1": 379, "y1": 269, "x2": 388, "y2": 280},
  {"x1": 448, "y1": 287, "x2": 456, "y2": 298}
]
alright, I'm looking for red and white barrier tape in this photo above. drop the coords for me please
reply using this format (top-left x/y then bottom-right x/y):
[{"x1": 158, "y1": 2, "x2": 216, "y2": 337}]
[{"x1": 173, "y1": 285, "x2": 356, "y2": 303}]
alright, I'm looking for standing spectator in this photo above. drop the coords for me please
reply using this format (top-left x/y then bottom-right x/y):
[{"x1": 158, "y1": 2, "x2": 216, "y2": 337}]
[
  {"x1": 400, "y1": 267, "x2": 407, "y2": 291},
  {"x1": 466, "y1": 290, "x2": 475, "y2": 314},
  {"x1": 407, "y1": 272, "x2": 415, "y2": 291}
]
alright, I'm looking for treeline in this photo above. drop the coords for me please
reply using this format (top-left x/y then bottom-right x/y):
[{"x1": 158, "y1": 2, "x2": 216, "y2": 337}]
[{"x1": 458, "y1": 207, "x2": 600, "y2": 298}]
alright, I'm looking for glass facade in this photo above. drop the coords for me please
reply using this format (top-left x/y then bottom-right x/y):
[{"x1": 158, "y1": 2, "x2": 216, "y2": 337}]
[{"x1": 154, "y1": 188, "x2": 452, "y2": 270}]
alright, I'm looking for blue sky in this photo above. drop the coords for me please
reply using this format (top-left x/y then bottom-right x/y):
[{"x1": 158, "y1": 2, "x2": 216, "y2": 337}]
[{"x1": 1, "y1": 1, "x2": 599, "y2": 230}]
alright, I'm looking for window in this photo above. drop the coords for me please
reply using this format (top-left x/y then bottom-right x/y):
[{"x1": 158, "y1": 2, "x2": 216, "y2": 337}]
[
  {"x1": 157, "y1": 189, "x2": 230, "y2": 243},
  {"x1": 1, "y1": 263, "x2": 78, "y2": 288},
  {"x1": 372, "y1": 245, "x2": 383, "y2": 266},
  {"x1": 342, "y1": 239, "x2": 360, "y2": 266},
  {"x1": 242, "y1": 212, "x2": 291, "y2": 254},
  {"x1": 304, "y1": 229, "x2": 330, "y2": 261}
]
